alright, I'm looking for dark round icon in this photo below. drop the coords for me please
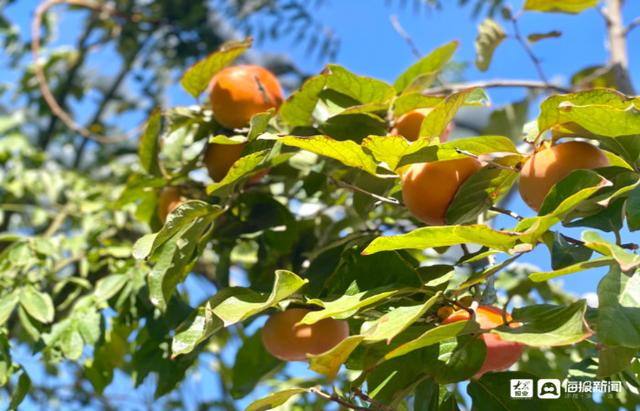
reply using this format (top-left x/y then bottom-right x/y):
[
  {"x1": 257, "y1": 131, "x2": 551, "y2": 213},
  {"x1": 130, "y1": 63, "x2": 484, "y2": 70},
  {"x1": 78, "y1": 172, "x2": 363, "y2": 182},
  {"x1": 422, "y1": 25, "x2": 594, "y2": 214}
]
[{"x1": 540, "y1": 382, "x2": 559, "y2": 396}]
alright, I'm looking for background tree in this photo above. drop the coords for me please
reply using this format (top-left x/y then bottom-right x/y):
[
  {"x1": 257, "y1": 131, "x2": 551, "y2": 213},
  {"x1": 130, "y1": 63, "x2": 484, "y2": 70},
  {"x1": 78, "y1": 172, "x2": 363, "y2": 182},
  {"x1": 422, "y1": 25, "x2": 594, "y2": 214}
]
[{"x1": 0, "y1": 0, "x2": 640, "y2": 410}]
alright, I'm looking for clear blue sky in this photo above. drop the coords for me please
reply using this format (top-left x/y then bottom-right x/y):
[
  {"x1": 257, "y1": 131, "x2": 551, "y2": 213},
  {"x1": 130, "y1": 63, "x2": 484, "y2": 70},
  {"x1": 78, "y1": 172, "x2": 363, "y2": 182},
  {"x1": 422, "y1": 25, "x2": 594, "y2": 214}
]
[{"x1": 2, "y1": 1, "x2": 639, "y2": 409}]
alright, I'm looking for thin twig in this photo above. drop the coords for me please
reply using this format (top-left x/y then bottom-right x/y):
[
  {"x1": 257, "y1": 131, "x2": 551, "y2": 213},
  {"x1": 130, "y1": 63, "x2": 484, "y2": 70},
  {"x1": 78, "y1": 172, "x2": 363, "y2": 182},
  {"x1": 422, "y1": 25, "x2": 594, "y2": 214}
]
[
  {"x1": 422, "y1": 79, "x2": 570, "y2": 95},
  {"x1": 310, "y1": 387, "x2": 368, "y2": 410},
  {"x1": 625, "y1": 16, "x2": 640, "y2": 35},
  {"x1": 353, "y1": 388, "x2": 396, "y2": 411},
  {"x1": 510, "y1": 13, "x2": 549, "y2": 85},
  {"x1": 454, "y1": 148, "x2": 517, "y2": 171},
  {"x1": 328, "y1": 175, "x2": 401, "y2": 206},
  {"x1": 389, "y1": 15, "x2": 422, "y2": 59},
  {"x1": 31, "y1": 0, "x2": 145, "y2": 144},
  {"x1": 489, "y1": 206, "x2": 523, "y2": 221}
]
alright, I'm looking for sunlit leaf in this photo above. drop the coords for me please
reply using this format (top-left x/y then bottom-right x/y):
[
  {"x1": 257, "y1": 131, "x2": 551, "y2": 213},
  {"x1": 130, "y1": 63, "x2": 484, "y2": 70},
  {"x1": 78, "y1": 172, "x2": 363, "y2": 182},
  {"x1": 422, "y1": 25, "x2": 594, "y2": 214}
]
[
  {"x1": 394, "y1": 41, "x2": 459, "y2": 93},
  {"x1": 363, "y1": 225, "x2": 520, "y2": 255},
  {"x1": 180, "y1": 38, "x2": 251, "y2": 98},
  {"x1": 524, "y1": 0, "x2": 597, "y2": 14},
  {"x1": 475, "y1": 19, "x2": 506, "y2": 72}
]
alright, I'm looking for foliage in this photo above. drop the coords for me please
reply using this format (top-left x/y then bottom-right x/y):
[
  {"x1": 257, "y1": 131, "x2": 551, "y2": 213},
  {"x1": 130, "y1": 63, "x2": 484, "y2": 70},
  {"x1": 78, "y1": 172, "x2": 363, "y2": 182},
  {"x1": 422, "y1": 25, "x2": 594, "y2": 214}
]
[{"x1": 0, "y1": 0, "x2": 639, "y2": 410}]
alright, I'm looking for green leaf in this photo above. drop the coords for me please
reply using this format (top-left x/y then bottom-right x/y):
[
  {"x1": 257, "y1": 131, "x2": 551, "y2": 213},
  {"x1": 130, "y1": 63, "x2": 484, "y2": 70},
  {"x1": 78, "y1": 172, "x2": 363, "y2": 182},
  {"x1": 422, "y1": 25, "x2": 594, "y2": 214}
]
[
  {"x1": 61, "y1": 327, "x2": 84, "y2": 360},
  {"x1": 171, "y1": 306, "x2": 223, "y2": 357},
  {"x1": 19, "y1": 285, "x2": 54, "y2": 324},
  {"x1": 397, "y1": 135, "x2": 519, "y2": 169},
  {"x1": 363, "y1": 225, "x2": 520, "y2": 255},
  {"x1": 597, "y1": 266, "x2": 640, "y2": 348},
  {"x1": 308, "y1": 335, "x2": 365, "y2": 379},
  {"x1": 172, "y1": 270, "x2": 307, "y2": 356},
  {"x1": 301, "y1": 290, "x2": 398, "y2": 324},
  {"x1": 363, "y1": 135, "x2": 517, "y2": 172},
  {"x1": 418, "y1": 89, "x2": 478, "y2": 139},
  {"x1": 280, "y1": 135, "x2": 379, "y2": 175},
  {"x1": 394, "y1": 41, "x2": 458, "y2": 93},
  {"x1": 598, "y1": 345, "x2": 636, "y2": 377},
  {"x1": 138, "y1": 110, "x2": 162, "y2": 176},
  {"x1": 206, "y1": 150, "x2": 290, "y2": 195},
  {"x1": 515, "y1": 174, "x2": 611, "y2": 243},
  {"x1": 475, "y1": 19, "x2": 506, "y2": 72},
  {"x1": 278, "y1": 75, "x2": 327, "y2": 129},
  {"x1": 538, "y1": 169, "x2": 608, "y2": 215},
  {"x1": 628, "y1": 184, "x2": 640, "y2": 231},
  {"x1": 94, "y1": 274, "x2": 128, "y2": 302},
  {"x1": 362, "y1": 293, "x2": 441, "y2": 343},
  {"x1": 549, "y1": 231, "x2": 594, "y2": 270},
  {"x1": 246, "y1": 388, "x2": 310, "y2": 411},
  {"x1": 231, "y1": 330, "x2": 283, "y2": 399},
  {"x1": 528, "y1": 257, "x2": 613, "y2": 282},
  {"x1": 539, "y1": 90, "x2": 640, "y2": 137},
  {"x1": 494, "y1": 300, "x2": 592, "y2": 347},
  {"x1": 527, "y1": 30, "x2": 562, "y2": 43},
  {"x1": 524, "y1": 0, "x2": 597, "y2": 14},
  {"x1": 446, "y1": 167, "x2": 518, "y2": 225},
  {"x1": 325, "y1": 64, "x2": 395, "y2": 105},
  {"x1": 8, "y1": 371, "x2": 30, "y2": 411},
  {"x1": 180, "y1": 38, "x2": 251, "y2": 98},
  {"x1": 582, "y1": 231, "x2": 640, "y2": 272},
  {"x1": 0, "y1": 291, "x2": 18, "y2": 326},
  {"x1": 384, "y1": 320, "x2": 480, "y2": 360},
  {"x1": 214, "y1": 270, "x2": 307, "y2": 326},
  {"x1": 433, "y1": 335, "x2": 486, "y2": 384}
]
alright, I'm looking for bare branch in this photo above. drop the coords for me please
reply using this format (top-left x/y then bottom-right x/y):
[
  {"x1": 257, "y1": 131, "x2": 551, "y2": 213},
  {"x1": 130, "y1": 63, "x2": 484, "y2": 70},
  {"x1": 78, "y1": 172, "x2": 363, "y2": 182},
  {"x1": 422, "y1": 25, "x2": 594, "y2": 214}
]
[
  {"x1": 310, "y1": 387, "x2": 369, "y2": 410},
  {"x1": 509, "y1": 14, "x2": 549, "y2": 86},
  {"x1": 390, "y1": 14, "x2": 422, "y2": 59},
  {"x1": 328, "y1": 175, "x2": 402, "y2": 206},
  {"x1": 423, "y1": 79, "x2": 570, "y2": 95},
  {"x1": 602, "y1": 0, "x2": 635, "y2": 94},
  {"x1": 31, "y1": 0, "x2": 145, "y2": 145},
  {"x1": 625, "y1": 16, "x2": 640, "y2": 35}
]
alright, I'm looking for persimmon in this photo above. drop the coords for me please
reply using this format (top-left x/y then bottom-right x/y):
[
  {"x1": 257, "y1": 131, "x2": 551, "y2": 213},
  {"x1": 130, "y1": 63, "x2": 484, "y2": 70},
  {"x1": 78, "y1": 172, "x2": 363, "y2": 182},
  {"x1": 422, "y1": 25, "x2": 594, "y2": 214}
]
[
  {"x1": 209, "y1": 65, "x2": 284, "y2": 129},
  {"x1": 442, "y1": 305, "x2": 524, "y2": 378},
  {"x1": 519, "y1": 141, "x2": 609, "y2": 211},
  {"x1": 158, "y1": 187, "x2": 184, "y2": 223},
  {"x1": 391, "y1": 109, "x2": 452, "y2": 142},
  {"x1": 261, "y1": 308, "x2": 349, "y2": 362},
  {"x1": 401, "y1": 157, "x2": 482, "y2": 225},
  {"x1": 204, "y1": 142, "x2": 246, "y2": 182}
]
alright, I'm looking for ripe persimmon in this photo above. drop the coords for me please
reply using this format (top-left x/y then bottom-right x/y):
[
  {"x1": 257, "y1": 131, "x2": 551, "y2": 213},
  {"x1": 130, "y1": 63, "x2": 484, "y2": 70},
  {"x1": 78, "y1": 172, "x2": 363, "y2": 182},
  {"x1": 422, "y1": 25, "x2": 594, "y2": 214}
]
[
  {"x1": 209, "y1": 65, "x2": 284, "y2": 129},
  {"x1": 401, "y1": 157, "x2": 482, "y2": 225},
  {"x1": 391, "y1": 109, "x2": 452, "y2": 142},
  {"x1": 158, "y1": 187, "x2": 184, "y2": 223},
  {"x1": 204, "y1": 142, "x2": 246, "y2": 182},
  {"x1": 519, "y1": 141, "x2": 609, "y2": 211},
  {"x1": 442, "y1": 305, "x2": 524, "y2": 378},
  {"x1": 261, "y1": 308, "x2": 349, "y2": 362}
]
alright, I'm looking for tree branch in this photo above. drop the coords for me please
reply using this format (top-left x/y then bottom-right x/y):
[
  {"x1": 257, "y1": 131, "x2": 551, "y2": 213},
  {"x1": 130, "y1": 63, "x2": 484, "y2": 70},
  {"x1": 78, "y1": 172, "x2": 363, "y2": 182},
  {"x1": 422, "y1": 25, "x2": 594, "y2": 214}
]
[
  {"x1": 37, "y1": 15, "x2": 99, "y2": 149},
  {"x1": 510, "y1": 13, "x2": 549, "y2": 85},
  {"x1": 423, "y1": 79, "x2": 570, "y2": 95},
  {"x1": 328, "y1": 175, "x2": 402, "y2": 206},
  {"x1": 390, "y1": 14, "x2": 422, "y2": 59},
  {"x1": 310, "y1": 387, "x2": 369, "y2": 410},
  {"x1": 625, "y1": 16, "x2": 640, "y2": 35},
  {"x1": 602, "y1": 0, "x2": 635, "y2": 94}
]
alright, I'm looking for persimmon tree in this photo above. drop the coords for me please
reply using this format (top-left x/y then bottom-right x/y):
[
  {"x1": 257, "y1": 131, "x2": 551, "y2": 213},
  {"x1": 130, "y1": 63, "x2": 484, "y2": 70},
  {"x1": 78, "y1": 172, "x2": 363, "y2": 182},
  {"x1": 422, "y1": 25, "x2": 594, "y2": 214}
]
[{"x1": 1, "y1": 0, "x2": 640, "y2": 410}]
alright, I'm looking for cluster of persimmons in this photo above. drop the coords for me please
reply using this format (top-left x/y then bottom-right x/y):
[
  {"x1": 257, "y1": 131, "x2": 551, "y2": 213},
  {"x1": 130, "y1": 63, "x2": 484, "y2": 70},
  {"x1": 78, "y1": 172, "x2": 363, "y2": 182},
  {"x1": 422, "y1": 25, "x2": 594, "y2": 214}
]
[{"x1": 157, "y1": 64, "x2": 610, "y2": 377}]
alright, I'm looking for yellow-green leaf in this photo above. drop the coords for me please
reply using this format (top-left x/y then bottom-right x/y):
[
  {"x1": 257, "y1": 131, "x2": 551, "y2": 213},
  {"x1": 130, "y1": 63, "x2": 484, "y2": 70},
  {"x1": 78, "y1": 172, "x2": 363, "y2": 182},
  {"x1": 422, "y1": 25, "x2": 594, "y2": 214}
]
[
  {"x1": 180, "y1": 38, "x2": 251, "y2": 98},
  {"x1": 475, "y1": 19, "x2": 506, "y2": 72}
]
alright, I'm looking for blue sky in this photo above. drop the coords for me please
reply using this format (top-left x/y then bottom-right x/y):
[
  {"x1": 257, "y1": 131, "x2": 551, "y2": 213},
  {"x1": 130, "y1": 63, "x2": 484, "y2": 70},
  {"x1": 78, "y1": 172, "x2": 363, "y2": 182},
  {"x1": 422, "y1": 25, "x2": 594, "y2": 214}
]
[{"x1": 2, "y1": 0, "x2": 640, "y2": 409}]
